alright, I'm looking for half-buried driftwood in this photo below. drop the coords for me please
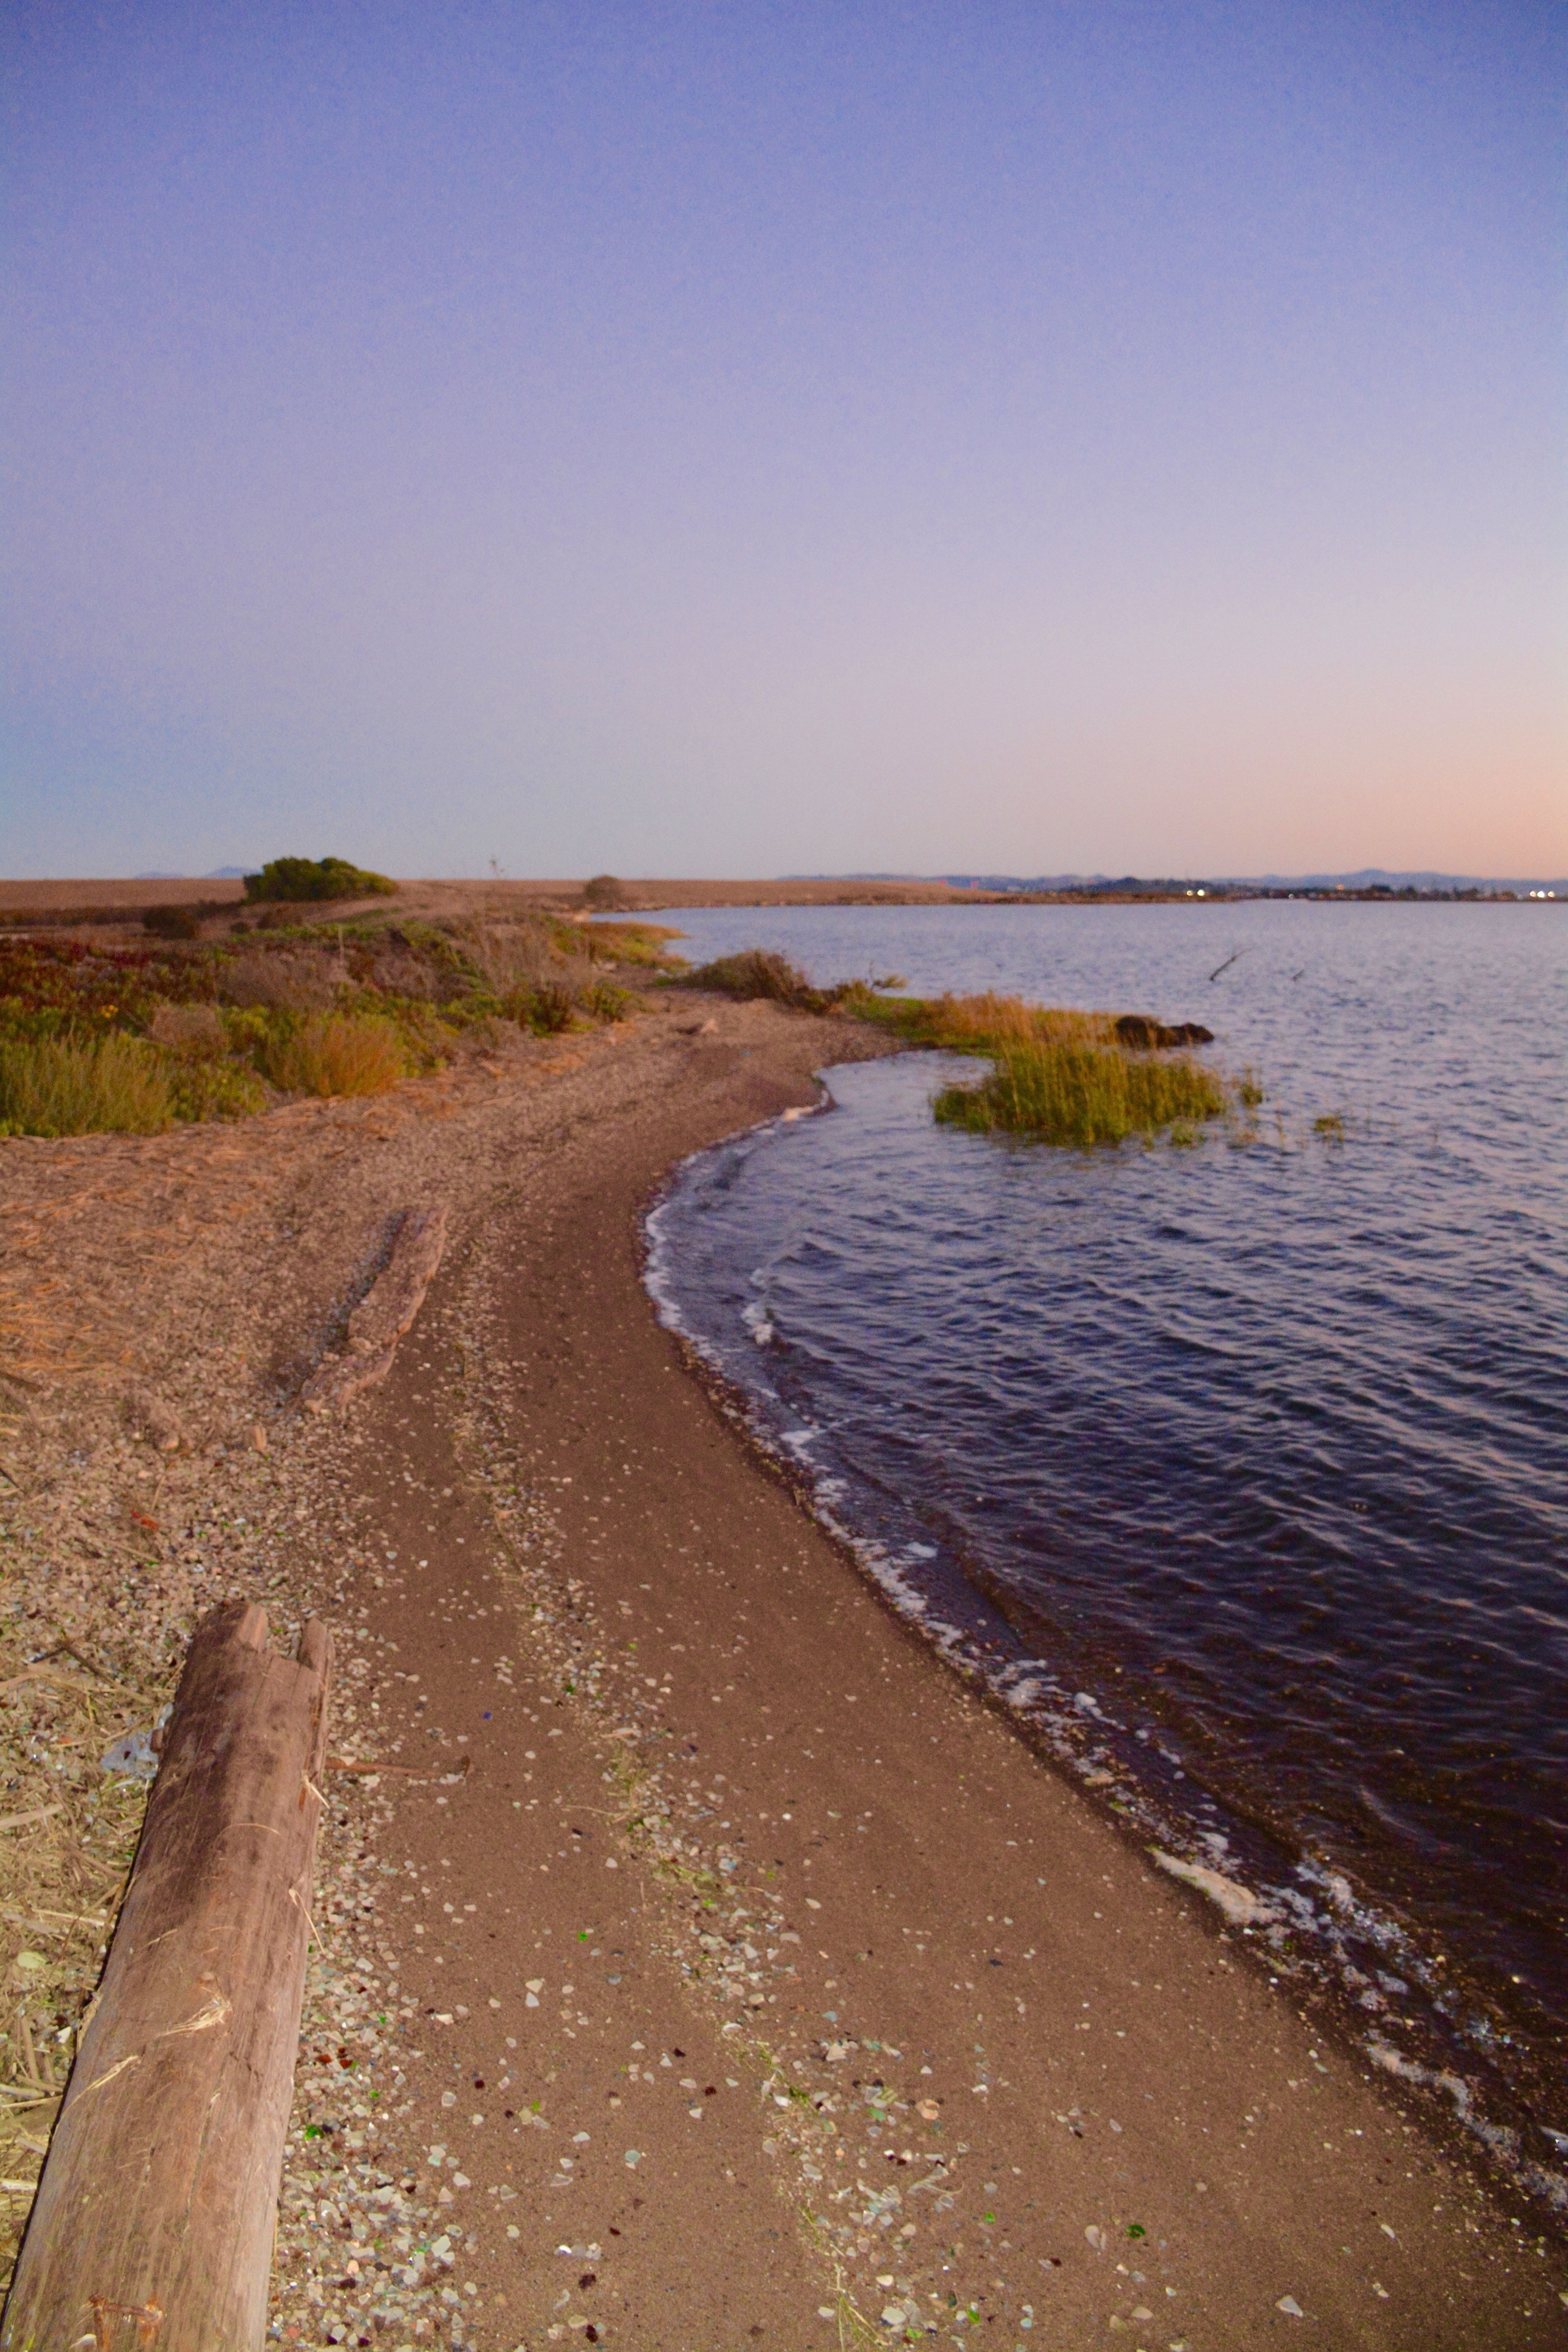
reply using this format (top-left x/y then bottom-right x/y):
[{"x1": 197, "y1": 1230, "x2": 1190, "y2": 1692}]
[
  {"x1": 301, "y1": 1200, "x2": 448, "y2": 1413},
  {"x1": 2, "y1": 1603, "x2": 333, "y2": 2352}
]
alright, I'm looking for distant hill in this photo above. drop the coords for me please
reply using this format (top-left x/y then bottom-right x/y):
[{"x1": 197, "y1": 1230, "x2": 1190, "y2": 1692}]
[
  {"x1": 940, "y1": 869, "x2": 1565, "y2": 897},
  {"x1": 1234, "y1": 868, "x2": 1566, "y2": 895},
  {"x1": 132, "y1": 866, "x2": 254, "y2": 881}
]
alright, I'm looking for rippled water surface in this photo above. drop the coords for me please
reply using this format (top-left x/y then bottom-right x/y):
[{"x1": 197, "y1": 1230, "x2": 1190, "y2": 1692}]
[{"x1": 641, "y1": 903, "x2": 1566, "y2": 2142}]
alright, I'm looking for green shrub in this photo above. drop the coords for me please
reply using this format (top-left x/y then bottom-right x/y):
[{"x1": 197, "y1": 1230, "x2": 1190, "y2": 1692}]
[
  {"x1": 583, "y1": 980, "x2": 633, "y2": 1022},
  {"x1": 258, "y1": 1011, "x2": 406, "y2": 1096},
  {"x1": 933, "y1": 1038, "x2": 1229, "y2": 1147},
  {"x1": 243, "y1": 857, "x2": 397, "y2": 904},
  {"x1": 164, "y1": 1056, "x2": 267, "y2": 1122},
  {"x1": 519, "y1": 981, "x2": 577, "y2": 1034},
  {"x1": 143, "y1": 904, "x2": 202, "y2": 939},
  {"x1": 0, "y1": 1034, "x2": 172, "y2": 1136}
]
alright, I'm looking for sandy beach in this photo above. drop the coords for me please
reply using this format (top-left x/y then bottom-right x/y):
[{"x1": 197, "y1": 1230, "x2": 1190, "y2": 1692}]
[{"x1": 1, "y1": 986, "x2": 1559, "y2": 2348}]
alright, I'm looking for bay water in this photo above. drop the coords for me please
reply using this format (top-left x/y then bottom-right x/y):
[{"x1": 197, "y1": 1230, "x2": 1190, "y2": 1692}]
[{"x1": 636, "y1": 902, "x2": 1565, "y2": 2185}]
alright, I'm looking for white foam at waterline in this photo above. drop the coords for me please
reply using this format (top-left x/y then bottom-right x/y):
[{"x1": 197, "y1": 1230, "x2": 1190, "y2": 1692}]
[
  {"x1": 1152, "y1": 1850, "x2": 1278, "y2": 1928},
  {"x1": 641, "y1": 1089, "x2": 1551, "y2": 2217},
  {"x1": 740, "y1": 1300, "x2": 776, "y2": 1346}
]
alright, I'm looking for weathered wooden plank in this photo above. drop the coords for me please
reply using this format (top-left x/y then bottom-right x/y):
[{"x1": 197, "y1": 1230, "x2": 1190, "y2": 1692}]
[
  {"x1": 301, "y1": 1201, "x2": 448, "y2": 1412},
  {"x1": 1, "y1": 1603, "x2": 333, "y2": 2352}
]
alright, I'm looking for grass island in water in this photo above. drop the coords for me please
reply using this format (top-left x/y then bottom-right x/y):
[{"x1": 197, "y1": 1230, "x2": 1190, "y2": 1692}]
[{"x1": 683, "y1": 955, "x2": 1248, "y2": 1148}]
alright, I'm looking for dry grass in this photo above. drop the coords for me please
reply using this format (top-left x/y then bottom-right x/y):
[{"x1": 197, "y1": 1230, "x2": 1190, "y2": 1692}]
[
  {"x1": 840, "y1": 986, "x2": 1118, "y2": 1053},
  {"x1": 681, "y1": 949, "x2": 835, "y2": 1011},
  {"x1": 0, "y1": 1667, "x2": 151, "y2": 2234},
  {"x1": 456, "y1": 913, "x2": 563, "y2": 997},
  {"x1": 258, "y1": 1013, "x2": 405, "y2": 1098},
  {"x1": 146, "y1": 1003, "x2": 226, "y2": 1056},
  {"x1": 218, "y1": 951, "x2": 340, "y2": 1011},
  {"x1": 0, "y1": 1036, "x2": 173, "y2": 1138},
  {"x1": 917, "y1": 992, "x2": 1113, "y2": 1050}
]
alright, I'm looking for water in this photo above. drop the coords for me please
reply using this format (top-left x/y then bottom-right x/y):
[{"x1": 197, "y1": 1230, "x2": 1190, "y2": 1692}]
[{"x1": 636, "y1": 902, "x2": 1567, "y2": 2190}]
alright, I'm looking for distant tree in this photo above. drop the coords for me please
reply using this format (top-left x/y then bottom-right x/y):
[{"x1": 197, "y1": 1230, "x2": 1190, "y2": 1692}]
[
  {"x1": 581, "y1": 874, "x2": 631, "y2": 911},
  {"x1": 243, "y1": 857, "x2": 397, "y2": 904}
]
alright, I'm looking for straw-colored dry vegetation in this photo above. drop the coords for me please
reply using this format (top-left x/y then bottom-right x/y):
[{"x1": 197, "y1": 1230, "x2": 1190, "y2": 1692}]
[
  {"x1": 0, "y1": 911, "x2": 682, "y2": 1137},
  {"x1": 847, "y1": 987, "x2": 1119, "y2": 1053},
  {"x1": 681, "y1": 947, "x2": 846, "y2": 1012},
  {"x1": 256, "y1": 1010, "x2": 407, "y2": 1098}
]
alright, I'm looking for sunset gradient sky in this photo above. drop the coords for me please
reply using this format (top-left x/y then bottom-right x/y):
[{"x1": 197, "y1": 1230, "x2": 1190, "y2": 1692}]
[{"x1": 3, "y1": 2, "x2": 1563, "y2": 879}]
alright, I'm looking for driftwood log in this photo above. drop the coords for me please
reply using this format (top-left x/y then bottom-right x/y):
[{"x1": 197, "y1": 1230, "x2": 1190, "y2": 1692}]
[
  {"x1": 2, "y1": 1603, "x2": 333, "y2": 2352},
  {"x1": 301, "y1": 1201, "x2": 448, "y2": 1413}
]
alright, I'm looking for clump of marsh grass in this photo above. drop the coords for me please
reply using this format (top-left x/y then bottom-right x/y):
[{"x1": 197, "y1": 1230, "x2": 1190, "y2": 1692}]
[
  {"x1": 585, "y1": 918, "x2": 683, "y2": 969},
  {"x1": 257, "y1": 1011, "x2": 406, "y2": 1098},
  {"x1": 680, "y1": 949, "x2": 837, "y2": 1012},
  {"x1": 0, "y1": 1034, "x2": 172, "y2": 1136},
  {"x1": 831, "y1": 984, "x2": 1241, "y2": 1148},
  {"x1": 933, "y1": 1034, "x2": 1229, "y2": 1146}
]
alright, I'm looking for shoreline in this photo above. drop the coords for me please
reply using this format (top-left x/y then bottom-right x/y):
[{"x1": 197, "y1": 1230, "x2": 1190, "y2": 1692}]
[
  {"x1": 1, "y1": 992, "x2": 1560, "y2": 2344},
  {"x1": 640, "y1": 1086, "x2": 1560, "y2": 2212}
]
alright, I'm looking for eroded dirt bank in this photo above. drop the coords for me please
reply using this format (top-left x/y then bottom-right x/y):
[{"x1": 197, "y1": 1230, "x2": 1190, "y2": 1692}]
[{"x1": 1, "y1": 994, "x2": 1558, "y2": 2348}]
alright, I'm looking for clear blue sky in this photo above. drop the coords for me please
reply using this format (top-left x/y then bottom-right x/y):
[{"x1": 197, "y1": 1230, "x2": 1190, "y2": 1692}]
[{"x1": 3, "y1": 1, "x2": 1562, "y2": 879}]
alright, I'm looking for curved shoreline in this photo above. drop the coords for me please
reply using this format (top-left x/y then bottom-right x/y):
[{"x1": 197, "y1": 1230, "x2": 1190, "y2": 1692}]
[
  {"x1": 639, "y1": 1080, "x2": 1566, "y2": 2227},
  {"x1": 1, "y1": 992, "x2": 1560, "y2": 2343}
]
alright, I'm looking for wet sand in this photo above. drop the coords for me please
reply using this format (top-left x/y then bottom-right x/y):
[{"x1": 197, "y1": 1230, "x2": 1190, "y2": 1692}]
[{"x1": 1, "y1": 992, "x2": 1558, "y2": 2345}]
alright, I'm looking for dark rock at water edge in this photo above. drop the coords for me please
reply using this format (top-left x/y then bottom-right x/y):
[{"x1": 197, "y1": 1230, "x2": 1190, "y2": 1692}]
[{"x1": 1114, "y1": 1013, "x2": 1214, "y2": 1049}]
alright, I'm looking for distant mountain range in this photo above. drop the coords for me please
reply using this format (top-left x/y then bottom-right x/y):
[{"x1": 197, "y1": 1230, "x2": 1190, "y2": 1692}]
[{"x1": 934, "y1": 869, "x2": 1566, "y2": 896}]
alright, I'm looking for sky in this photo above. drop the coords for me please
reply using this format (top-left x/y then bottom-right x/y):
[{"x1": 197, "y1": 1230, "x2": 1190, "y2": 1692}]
[{"x1": 2, "y1": 0, "x2": 1563, "y2": 881}]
